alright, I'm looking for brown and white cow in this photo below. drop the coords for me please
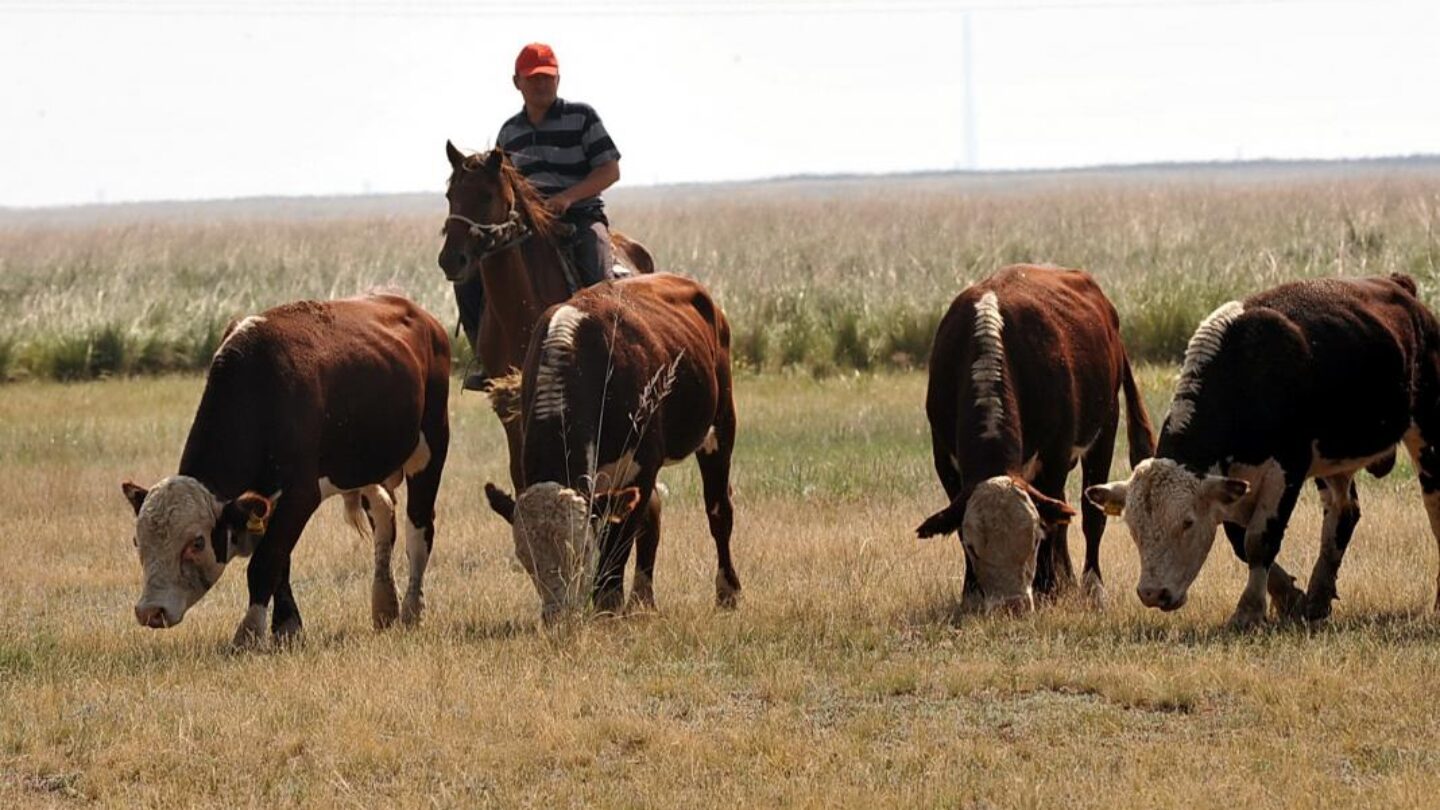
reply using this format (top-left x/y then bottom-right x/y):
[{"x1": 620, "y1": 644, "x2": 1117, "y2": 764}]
[
  {"x1": 120, "y1": 294, "x2": 451, "y2": 646},
  {"x1": 917, "y1": 265, "x2": 1155, "y2": 612},
  {"x1": 482, "y1": 273, "x2": 739, "y2": 620},
  {"x1": 1086, "y1": 274, "x2": 1440, "y2": 628}
]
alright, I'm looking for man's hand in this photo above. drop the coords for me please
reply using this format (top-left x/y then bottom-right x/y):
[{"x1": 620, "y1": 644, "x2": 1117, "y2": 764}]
[
  {"x1": 545, "y1": 191, "x2": 575, "y2": 216},
  {"x1": 544, "y1": 161, "x2": 619, "y2": 218}
]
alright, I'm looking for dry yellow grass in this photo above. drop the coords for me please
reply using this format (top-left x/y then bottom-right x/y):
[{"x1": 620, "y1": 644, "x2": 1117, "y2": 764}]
[{"x1": 4, "y1": 370, "x2": 1440, "y2": 807}]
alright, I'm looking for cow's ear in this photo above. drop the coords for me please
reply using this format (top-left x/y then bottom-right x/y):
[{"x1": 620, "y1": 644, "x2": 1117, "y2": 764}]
[
  {"x1": 1199, "y1": 476, "x2": 1249, "y2": 507},
  {"x1": 446, "y1": 139, "x2": 465, "y2": 171},
  {"x1": 916, "y1": 499, "x2": 965, "y2": 539},
  {"x1": 226, "y1": 490, "x2": 278, "y2": 535},
  {"x1": 592, "y1": 487, "x2": 641, "y2": 524},
  {"x1": 1085, "y1": 481, "x2": 1129, "y2": 517},
  {"x1": 485, "y1": 482, "x2": 516, "y2": 524},
  {"x1": 121, "y1": 481, "x2": 149, "y2": 515},
  {"x1": 1023, "y1": 483, "x2": 1076, "y2": 527}
]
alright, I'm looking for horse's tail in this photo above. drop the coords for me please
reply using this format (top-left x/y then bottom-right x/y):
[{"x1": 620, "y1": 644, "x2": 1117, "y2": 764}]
[{"x1": 611, "y1": 231, "x2": 656, "y2": 275}]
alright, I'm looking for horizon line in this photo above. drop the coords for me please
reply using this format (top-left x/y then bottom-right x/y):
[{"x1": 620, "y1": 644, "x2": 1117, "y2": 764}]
[{"x1": 4, "y1": 152, "x2": 1438, "y2": 214}]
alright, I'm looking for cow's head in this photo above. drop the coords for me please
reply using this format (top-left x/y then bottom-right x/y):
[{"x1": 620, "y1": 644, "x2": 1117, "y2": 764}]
[
  {"x1": 121, "y1": 476, "x2": 277, "y2": 629},
  {"x1": 917, "y1": 475, "x2": 1075, "y2": 613},
  {"x1": 484, "y1": 481, "x2": 640, "y2": 621},
  {"x1": 439, "y1": 142, "x2": 518, "y2": 284},
  {"x1": 1084, "y1": 458, "x2": 1248, "y2": 611}
]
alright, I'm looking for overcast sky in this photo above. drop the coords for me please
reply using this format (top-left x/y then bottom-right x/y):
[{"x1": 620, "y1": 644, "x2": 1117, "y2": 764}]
[{"x1": 1, "y1": 0, "x2": 1435, "y2": 208}]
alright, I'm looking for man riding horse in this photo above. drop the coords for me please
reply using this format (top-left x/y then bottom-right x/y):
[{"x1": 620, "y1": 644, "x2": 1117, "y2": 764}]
[{"x1": 451, "y1": 41, "x2": 622, "y2": 391}]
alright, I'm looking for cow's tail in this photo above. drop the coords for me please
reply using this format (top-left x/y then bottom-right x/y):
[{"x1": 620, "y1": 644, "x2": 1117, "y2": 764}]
[
  {"x1": 340, "y1": 486, "x2": 391, "y2": 539},
  {"x1": 1121, "y1": 353, "x2": 1157, "y2": 469}
]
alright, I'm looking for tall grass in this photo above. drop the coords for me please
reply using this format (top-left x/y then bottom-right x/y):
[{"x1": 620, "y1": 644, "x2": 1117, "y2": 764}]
[{"x1": 3, "y1": 160, "x2": 1439, "y2": 381}]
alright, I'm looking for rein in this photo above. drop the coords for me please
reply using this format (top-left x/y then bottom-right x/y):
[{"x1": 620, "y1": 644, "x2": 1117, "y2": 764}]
[{"x1": 446, "y1": 209, "x2": 533, "y2": 259}]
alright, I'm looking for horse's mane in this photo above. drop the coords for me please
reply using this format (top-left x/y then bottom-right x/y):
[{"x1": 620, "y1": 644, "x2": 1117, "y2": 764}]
[{"x1": 459, "y1": 151, "x2": 559, "y2": 242}]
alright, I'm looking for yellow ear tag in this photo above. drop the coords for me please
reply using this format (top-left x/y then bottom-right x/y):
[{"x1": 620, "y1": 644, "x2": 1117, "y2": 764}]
[
  {"x1": 246, "y1": 515, "x2": 267, "y2": 534},
  {"x1": 1103, "y1": 502, "x2": 1124, "y2": 517}
]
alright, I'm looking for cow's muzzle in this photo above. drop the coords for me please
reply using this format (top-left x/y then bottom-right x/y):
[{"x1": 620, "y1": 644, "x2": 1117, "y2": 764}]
[
  {"x1": 135, "y1": 604, "x2": 175, "y2": 629},
  {"x1": 1138, "y1": 586, "x2": 1185, "y2": 612}
]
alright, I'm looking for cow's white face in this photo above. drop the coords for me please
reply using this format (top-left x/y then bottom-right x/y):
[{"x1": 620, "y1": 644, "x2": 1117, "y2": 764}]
[
  {"x1": 1085, "y1": 458, "x2": 1248, "y2": 611},
  {"x1": 507, "y1": 482, "x2": 643, "y2": 620},
  {"x1": 510, "y1": 483, "x2": 595, "y2": 620},
  {"x1": 125, "y1": 476, "x2": 229, "y2": 628},
  {"x1": 961, "y1": 477, "x2": 1044, "y2": 612}
]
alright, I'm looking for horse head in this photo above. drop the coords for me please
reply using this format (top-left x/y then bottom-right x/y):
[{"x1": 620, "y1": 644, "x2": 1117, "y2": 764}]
[{"x1": 438, "y1": 141, "x2": 547, "y2": 283}]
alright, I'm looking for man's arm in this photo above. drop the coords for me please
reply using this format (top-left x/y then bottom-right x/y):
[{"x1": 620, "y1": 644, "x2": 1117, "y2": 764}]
[{"x1": 548, "y1": 159, "x2": 620, "y2": 215}]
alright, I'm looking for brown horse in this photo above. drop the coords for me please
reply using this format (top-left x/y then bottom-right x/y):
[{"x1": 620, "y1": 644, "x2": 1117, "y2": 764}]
[{"x1": 438, "y1": 141, "x2": 655, "y2": 484}]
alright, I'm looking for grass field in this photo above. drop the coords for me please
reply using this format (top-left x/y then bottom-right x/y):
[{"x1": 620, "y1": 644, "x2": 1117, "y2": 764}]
[
  {"x1": 3, "y1": 159, "x2": 1439, "y2": 380},
  {"x1": 4, "y1": 367, "x2": 1440, "y2": 807}
]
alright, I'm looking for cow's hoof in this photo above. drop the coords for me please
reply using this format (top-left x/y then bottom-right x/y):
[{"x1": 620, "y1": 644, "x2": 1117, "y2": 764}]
[
  {"x1": 372, "y1": 580, "x2": 400, "y2": 629},
  {"x1": 1226, "y1": 607, "x2": 1267, "y2": 631},
  {"x1": 627, "y1": 572, "x2": 656, "y2": 613},
  {"x1": 1082, "y1": 571, "x2": 1107, "y2": 611},
  {"x1": 231, "y1": 606, "x2": 267, "y2": 649},
  {"x1": 626, "y1": 590, "x2": 657, "y2": 614},
  {"x1": 594, "y1": 589, "x2": 624, "y2": 616},
  {"x1": 272, "y1": 615, "x2": 303, "y2": 645},
  {"x1": 231, "y1": 629, "x2": 264, "y2": 650},
  {"x1": 1270, "y1": 592, "x2": 1307, "y2": 622},
  {"x1": 1268, "y1": 574, "x2": 1307, "y2": 620},
  {"x1": 400, "y1": 593, "x2": 424, "y2": 626},
  {"x1": 1303, "y1": 595, "x2": 1334, "y2": 625},
  {"x1": 715, "y1": 572, "x2": 740, "y2": 610}
]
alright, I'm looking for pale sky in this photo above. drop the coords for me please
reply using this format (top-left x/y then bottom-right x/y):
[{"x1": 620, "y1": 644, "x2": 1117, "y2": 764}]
[{"x1": 1, "y1": 0, "x2": 1436, "y2": 208}]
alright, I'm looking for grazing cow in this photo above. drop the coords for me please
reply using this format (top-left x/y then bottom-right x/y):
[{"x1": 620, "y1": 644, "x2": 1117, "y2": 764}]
[
  {"x1": 917, "y1": 265, "x2": 1155, "y2": 612},
  {"x1": 120, "y1": 294, "x2": 451, "y2": 646},
  {"x1": 483, "y1": 273, "x2": 739, "y2": 620},
  {"x1": 1086, "y1": 274, "x2": 1440, "y2": 628}
]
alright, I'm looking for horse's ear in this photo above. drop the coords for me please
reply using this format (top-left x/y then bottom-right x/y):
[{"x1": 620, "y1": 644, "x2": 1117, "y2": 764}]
[
  {"x1": 446, "y1": 140, "x2": 465, "y2": 171},
  {"x1": 484, "y1": 148, "x2": 505, "y2": 174}
]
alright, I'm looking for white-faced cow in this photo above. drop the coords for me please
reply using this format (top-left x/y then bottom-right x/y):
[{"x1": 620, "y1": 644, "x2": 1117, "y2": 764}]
[
  {"x1": 1086, "y1": 274, "x2": 1440, "y2": 628},
  {"x1": 121, "y1": 294, "x2": 451, "y2": 646},
  {"x1": 482, "y1": 273, "x2": 738, "y2": 620},
  {"x1": 917, "y1": 265, "x2": 1155, "y2": 612}
]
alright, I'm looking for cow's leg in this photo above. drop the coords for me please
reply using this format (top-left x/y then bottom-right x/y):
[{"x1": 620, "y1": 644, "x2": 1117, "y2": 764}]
[
  {"x1": 1403, "y1": 431, "x2": 1440, "y2": 611},
  {"x1": 696, "y1": 402, "x2": 741, "y2": 609},
  {"x1": 1078, "y1": 416, "x2": 1119, "y2": 609},
  {"x1": 365, "y1": 485, "x2": 401, "y2": 629},
  {"x1": 1230, "y1": 473, "x2": 1303, "y2": 630},
  {"x1": 1225, "y1": 518, "x2": 1303, "y2": 614},
  {"x1": 271, "y1": 558, "x2": 301, "y2": 641},
  {"x1": 1304, "y1": 475, "x2": 1360, "y2": 623},
  {"x1": 236, "y1": 489, "x2": 319, "y2": 648},
  {"x1": 628, "y1": 495, "x2": 663, "y2": 612},
  {"x1": 1031, "y1": 469, "x2": 1076, "y2": 601},
  {"x1": 400, "y1": 368, "x2": 449, "y2": 626},
  {"x1": 593, "y1": 492, "x2": 647, "y2": 615}
]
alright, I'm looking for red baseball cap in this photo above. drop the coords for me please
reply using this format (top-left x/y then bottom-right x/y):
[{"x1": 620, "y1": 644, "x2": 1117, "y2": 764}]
[{"x1": 515, "y1": 43, "x2": 559, "y2": 78}]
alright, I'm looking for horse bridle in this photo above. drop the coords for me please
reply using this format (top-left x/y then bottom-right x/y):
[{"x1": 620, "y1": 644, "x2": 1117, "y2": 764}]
[{"x1": 446, "y1": 208, "x2": 533, "y2": 260}]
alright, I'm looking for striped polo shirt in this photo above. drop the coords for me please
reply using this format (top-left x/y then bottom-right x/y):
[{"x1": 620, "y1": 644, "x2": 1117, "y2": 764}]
[{"x1": 496, "y1": 98, "x2": 620, "y2": 214}]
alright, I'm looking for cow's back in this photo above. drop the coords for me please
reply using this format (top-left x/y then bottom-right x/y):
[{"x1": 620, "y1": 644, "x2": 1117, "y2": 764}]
[
  {"x1": 1159, "y1": 274, "x2": 1439, "y2": 467},
  {"x1": 519, "y1": 274, "x2": 730, "y2": 486},
  {"x1": 928, "y1": 264, "x2": 1127, "y2": 462},
  {"x1": 180, "y1": 294, "x2": 450, "y2": 496}
]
